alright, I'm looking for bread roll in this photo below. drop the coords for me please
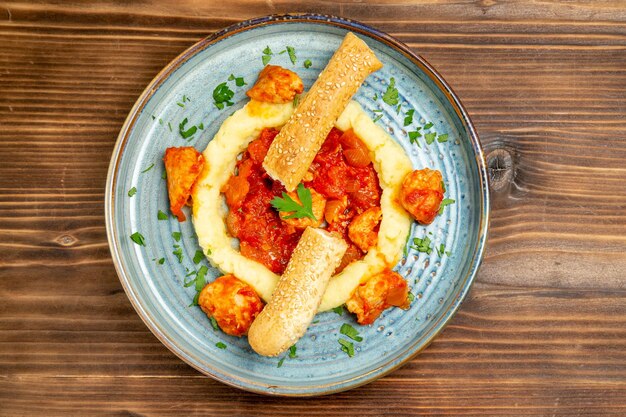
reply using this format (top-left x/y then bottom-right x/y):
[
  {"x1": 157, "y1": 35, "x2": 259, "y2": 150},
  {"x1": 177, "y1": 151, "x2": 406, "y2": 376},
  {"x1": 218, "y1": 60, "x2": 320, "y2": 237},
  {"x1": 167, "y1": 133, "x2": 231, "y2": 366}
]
[
  {"x1": 247, "y1": 227, "x2": 348, "y2": 356},
  {"x1": 262, "y1": 32, "x2": 383, "y2": 191}
]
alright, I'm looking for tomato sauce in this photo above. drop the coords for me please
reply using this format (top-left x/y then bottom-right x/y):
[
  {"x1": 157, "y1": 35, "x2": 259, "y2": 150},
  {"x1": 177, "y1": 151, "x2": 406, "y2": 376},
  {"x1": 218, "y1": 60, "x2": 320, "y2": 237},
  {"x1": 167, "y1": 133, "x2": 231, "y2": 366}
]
[{"x1": 222, "y1": 127, "x2": 382, "y2": 274}]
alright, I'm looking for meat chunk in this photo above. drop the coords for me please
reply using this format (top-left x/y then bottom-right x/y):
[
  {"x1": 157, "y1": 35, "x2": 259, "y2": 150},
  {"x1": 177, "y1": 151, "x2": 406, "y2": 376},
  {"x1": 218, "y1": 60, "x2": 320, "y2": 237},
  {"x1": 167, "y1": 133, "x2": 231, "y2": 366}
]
[
  {"x1": 398, "y1": 168, "x2": 444, "y2": 225},
  {"x1": 279, "y1": 187, "x2": 327, "y2": 229},
  {"x1": 346, "y1": 269, "x2": 410, "y2": 325},
  {"x1": 246, "y1": 65, "x2": 304, "y2": 104},
  {"x1": 163, "y1": 147, "x2": 204, "y2": 222},
  {"x1": 198, "y1": 275, "x2": 264, "y2": 337},
  {"x1": 348, "y1": 206, "x2": 382, "y2": 252}
]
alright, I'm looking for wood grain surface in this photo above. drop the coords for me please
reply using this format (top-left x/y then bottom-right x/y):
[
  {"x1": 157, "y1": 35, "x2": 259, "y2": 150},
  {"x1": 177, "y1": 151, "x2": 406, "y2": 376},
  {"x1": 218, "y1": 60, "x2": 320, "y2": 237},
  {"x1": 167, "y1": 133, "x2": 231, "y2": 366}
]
[{"x1": 1, "y1": 0, "x2": 626, "y2": 415}]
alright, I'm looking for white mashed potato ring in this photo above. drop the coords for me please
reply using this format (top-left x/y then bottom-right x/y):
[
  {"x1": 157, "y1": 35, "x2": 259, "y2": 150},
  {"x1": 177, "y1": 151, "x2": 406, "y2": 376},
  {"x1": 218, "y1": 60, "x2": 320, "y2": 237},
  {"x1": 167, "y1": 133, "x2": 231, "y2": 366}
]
[{"x1": 192, "y1": 100, "x2": 412, "y2": 311}]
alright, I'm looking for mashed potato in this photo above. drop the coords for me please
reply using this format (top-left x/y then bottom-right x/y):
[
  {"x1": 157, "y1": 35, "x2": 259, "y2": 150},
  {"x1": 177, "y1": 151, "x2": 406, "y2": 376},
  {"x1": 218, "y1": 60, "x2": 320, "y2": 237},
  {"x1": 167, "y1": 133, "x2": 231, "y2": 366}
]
[{"x1": 192, "y1": 100, "x2": 412, "y2": 311}]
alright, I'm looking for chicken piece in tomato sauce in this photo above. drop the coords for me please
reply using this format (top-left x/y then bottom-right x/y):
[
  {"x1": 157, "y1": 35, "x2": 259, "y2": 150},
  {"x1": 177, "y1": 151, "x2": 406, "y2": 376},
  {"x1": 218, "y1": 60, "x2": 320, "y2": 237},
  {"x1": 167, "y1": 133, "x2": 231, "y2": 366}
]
[
  {"x1": 198, "y1": 274, "x2": 264, "y2": 336},
  {"x1": 346, "y1": 269, "x2": 410, "y2": 325}
]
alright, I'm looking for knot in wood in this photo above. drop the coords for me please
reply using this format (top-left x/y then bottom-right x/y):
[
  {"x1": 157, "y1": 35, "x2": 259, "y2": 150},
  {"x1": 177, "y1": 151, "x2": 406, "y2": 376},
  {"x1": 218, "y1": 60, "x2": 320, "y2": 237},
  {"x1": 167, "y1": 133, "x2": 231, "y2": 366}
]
[
  {"x1": 55, "y1": 234, "x2": 77, "y2": 247},
  {"x1": 487, "y1": 148, "x2": 513, "y2": 192}
]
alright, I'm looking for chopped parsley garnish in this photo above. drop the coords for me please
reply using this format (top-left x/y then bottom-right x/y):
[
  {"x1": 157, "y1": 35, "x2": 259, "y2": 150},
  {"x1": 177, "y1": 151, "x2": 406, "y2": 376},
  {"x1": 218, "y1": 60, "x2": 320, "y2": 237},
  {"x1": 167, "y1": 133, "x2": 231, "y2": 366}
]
[
  {"x1": 286, "y1": 46, "x2": 297, "y2": 64},
  {"x1": 127, "y1": 187, "x2": 137, "y2": 197},
  {"x1": 437, "y1": 133, "x2": 449, "y2": 143},
  {"x1": 130, "y1": 232, "x2": 145, "y2": 246},
  {"x1": 270, "y1": 183, "x2": 316, "y2": 221},
  {"x1": 382, "y1": 77, "x2": 399, "y2": 106},
  {"x1": 408, "y1": 130, "x2": 422, "y2": 145},
  {"x1": 209, "y1": 316, "x2": 219, "y2": 331},
  {"x1": 178, "y1": 118, "x2": 197, "y2": 139},
  {"x1": 372, "y1": 114, "x2": 383, "y2": 123},
  {"x1": 396, "y1": 103, "x2": 402, "y2": 114},
  {"x1": 262, "y1": 45, "x2": 273, "y2": 65},
  {"x1": 157, "y1": 210, "x2": 168, "y2": 220},
  {"x1": 303, "y1": 59, "x2": 312, "y2": 68},
  {"x1": 172, "y1": 245, "x2": 183, "y2": 263},
  {"x1": 340, "y1": 324, "x2": 363, "y2": 342},
  {"x1": 332, "y1": 306, "x2": 345, "y2": 316},
  {"x1": 339, "y1": 338, "x2": 355, "y2": 357},
  {"x1": 159, "y1": 118, "x2": 163, "y2": 125},
  {"x1": 212, "y1": 82, "x2": 235, "y2": 110},
  {"x1": 438, "y1": 198, "x2": 455, "y2": 215},
  {"x1": 412, "y1": 236, "x2": 432, "y2": 254},
  {"x1": 424, "y1": 132, "x2": 437, "y2": 145},
  {"x1": 216, "y1": 342, "x2": 227, "y2": 349},
  {"x1": 441, "y1": 181, "x2": 446, "y2": 193},
  {"x1": 424, "y1": 121, "x2": 434, "y2": 130},
  {"x1": 161, "y1": 170, "x2": 167, "y2": 180},
  {"x1": 408, "y1": 292, "x2": 415, "y2": 302},
  {"x1": 190, "y1": 291, "x2": 200, "y2": 307},
  {"x1": 404, "y1": 232, "x2": 411, "y2": 257},
  {"x1": 373, "y1": 93, "x2": 378, "y2": 100},
  {"x1": 195, "y1": 266, "x2": 208, "y2": 291},
  {"x1": 404, "y1": 109, "x2": 414, "y2": 126},
  {"x1": 277, "y1": 344, "x2": 297, "y2": 368},
  {"x1": 151, "y1": 115, "x2": 156, "y2": 120},
  {"x1": 193, "y1": 249, "x2": 204, "y2": 264},
  {"x1": 288, "y1": 345, "x2": 297, "y2": 358},
  {"x1": 157, "y1": 257, "x2": 165, "y2": 265},
  {"x1": 197, "y1": 122, "x2": 204, "y2": 130},
  {"x1": 228, "y1": 74, "x2": 246, "y2": 87},
  {"x1": 436, "y1": 243, "x2": 446, "y2": 257},
  {"x1": 293, "y1": 94, "x2": 300, "y2": 108},
  {"x1": 176, "y1": 102, "x2": 185, "y2": 108},
  {"x1": 141, "y1": 163, "x2": 154, "y2": 173},
  {"x1": 168, "y1": 121, "x2": 172, "y2": 132},
  {"x1": 171, "y1": 231, "x2": 182, "y2": 242},
  {"x1": 183, "y1": 271, "x2": 198, "y2": 288}
]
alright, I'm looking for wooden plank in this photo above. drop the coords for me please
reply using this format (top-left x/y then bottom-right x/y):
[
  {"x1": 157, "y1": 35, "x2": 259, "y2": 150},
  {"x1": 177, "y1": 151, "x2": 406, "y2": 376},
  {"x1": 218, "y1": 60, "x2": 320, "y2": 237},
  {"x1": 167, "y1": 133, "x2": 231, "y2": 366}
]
[{"x1": 1, "y1": 0, "x2": 625, "y2": 415}]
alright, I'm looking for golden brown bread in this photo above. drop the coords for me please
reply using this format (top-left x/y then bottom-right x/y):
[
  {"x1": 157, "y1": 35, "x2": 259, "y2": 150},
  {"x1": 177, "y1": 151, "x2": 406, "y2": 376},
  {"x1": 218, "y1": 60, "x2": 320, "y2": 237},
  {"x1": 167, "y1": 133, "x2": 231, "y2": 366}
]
[
  {"x1": 262, "y1": 32, "x2": 383, "y2": 191},
  {"x1": 247, "y1": 227, "x2": 348, "y2": 356}
]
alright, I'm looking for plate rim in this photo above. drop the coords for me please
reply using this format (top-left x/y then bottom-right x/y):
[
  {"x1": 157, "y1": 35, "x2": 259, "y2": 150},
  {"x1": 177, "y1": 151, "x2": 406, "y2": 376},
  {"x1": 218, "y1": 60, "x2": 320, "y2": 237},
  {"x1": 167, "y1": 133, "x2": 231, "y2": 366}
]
[{"x1": 105, "y1": 12, "x2": 490, "y2": 396}]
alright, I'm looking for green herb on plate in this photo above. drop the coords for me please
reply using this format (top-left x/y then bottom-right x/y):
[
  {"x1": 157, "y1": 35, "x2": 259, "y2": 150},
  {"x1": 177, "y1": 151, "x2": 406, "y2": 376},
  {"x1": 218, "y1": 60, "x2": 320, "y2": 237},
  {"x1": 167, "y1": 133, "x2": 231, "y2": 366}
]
[
  {"x1": 339, "y1": 338, "x2": 355, "y2": 357},
  {"x1": 130, "y1": 232, "x2": 145, "y2": 246},
  {"x1": 438, "y1": 198, "x2": 455, "y2": 215},
  {"x1": 340, "y1": 323, "x2": 363, "y2": 342},
  {"x1": 382, "y1": 77, "x2": 399, "y2": 106},
  {"x1": 179, "y1": 118, "x2": 197, "y2": 139},
  {"x1": 270, "y1": 183, "x2": 317, "y2": 221}
]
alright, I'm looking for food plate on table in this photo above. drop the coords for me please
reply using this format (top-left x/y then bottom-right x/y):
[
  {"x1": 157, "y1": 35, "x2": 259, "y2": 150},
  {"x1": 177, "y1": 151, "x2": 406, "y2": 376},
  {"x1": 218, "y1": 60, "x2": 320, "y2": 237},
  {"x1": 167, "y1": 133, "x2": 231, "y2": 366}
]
[{"x1": 105, "y1": 14, "x2": 489, "y2": 396}]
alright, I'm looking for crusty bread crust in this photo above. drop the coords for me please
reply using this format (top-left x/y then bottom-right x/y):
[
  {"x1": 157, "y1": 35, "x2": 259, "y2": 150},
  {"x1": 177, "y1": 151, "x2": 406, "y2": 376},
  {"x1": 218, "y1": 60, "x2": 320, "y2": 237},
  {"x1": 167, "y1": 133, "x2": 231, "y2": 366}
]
[
  {"x1": 262, "y1": 32, "x2": 383, "y2": 191},
  {"x1": 247, "y1": 228, "x2": 348, "y2": 356}
]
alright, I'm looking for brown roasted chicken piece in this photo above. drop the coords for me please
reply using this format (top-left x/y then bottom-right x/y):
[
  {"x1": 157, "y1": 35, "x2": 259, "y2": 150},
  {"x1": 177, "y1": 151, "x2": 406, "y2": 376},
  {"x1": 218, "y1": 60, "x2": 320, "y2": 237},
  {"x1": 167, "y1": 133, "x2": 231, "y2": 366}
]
[
  {"x1": 246, "y1": 65, "x2": 304, "y2": 104},
  {"x1": 198, "y1": 274, "x2": 265, "y2": 337},
  {"x1": 347, "y1": 206, "x2": 382, "y2": 252},
  {"x1": 346, "y1": 269, "x2": 410, "y2": 325},
  {"x1": 398, "y1": 168, "x2": 444, "y2": 225},
  {"x1": 163, "y1": 146, "x2": 204, "y2": 222}
]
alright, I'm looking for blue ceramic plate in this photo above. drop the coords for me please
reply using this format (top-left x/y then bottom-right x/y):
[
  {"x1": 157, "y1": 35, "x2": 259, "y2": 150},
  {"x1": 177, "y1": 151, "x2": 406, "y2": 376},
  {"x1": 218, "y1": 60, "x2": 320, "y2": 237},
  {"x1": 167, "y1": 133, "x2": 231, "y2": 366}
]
[{"x1": 105, "y1": 14, "x2": 489, "y2": 396}]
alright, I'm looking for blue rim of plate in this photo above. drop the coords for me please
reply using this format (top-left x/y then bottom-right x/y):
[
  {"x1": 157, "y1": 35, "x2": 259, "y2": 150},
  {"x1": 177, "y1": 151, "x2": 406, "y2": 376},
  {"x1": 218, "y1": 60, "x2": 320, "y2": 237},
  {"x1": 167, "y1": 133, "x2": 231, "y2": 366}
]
[{"x1": 105, "y1": 13, "x2": 490, "y2": 396}]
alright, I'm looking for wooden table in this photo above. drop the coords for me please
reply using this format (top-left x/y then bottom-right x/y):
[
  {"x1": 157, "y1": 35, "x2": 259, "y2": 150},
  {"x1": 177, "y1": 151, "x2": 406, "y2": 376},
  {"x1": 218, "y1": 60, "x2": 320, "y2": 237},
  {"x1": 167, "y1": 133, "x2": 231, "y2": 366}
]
[{"x1": 2, "y1": 1, "x2": 625, "y2": 415}]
